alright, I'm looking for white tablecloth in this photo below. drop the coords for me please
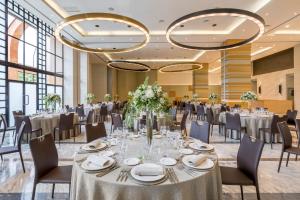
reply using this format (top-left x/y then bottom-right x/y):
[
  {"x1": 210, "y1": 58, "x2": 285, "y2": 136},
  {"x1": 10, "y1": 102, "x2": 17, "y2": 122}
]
[{"x1": 71, "y1": 135, "x2": 222, "y2": 200}]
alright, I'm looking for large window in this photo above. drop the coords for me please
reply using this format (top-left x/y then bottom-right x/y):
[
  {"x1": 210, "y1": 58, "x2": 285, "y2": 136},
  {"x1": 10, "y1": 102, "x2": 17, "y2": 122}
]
[{"x1": 0, "y1": 0, "x2": 64, "y2": 124}]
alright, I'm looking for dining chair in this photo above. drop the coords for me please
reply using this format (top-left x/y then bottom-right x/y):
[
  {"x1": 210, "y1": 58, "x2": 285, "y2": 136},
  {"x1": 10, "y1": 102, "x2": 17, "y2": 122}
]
[
  {"x1": 111, "y1": 113, "x2": 123, "y2": 133},
  {"x1": 220, "y1": 135, "x2": 264, "y2": 200},
  {"x1": 169, "y1": 107, "x2": 177, "y2": 122},
  {"x1": 196, "y1": 105, "x2": 205, "y2": 121},
  {"x1": 258, "y1": 115, "x2": 286, "y2": 149},
  {"x1": 85, "y1": 122, "x2": 106, "y2": 143},
  {"x1": 75, "y1": 110, "x2": 94, "y2": 134},
  {"x1": 53, "y1": 113, "x2": 75, "y2": 144},
  {"x1": 189, "y1": 104, "x2": 196, "y2": 119},
  {"x1": 29, "y1": 134, "x2": 72, "y2": 200},
  {"x1": 286, "y1": 110, "x2": 297, "y2": 127},
  {"x1": 0, "y1": 121, "x2": 26, "y2": 173},
  {"x1": 76, "y1": 106, "x2": 85, "y2": 120},
  {"x1": 99, "y1": 105, "x2": 108, "y2": 122},
  {"x1": 0, "y1": 114, "x2": 16, "y2": 145},
  {"x1": 277, "y1": 121, "x2": 300, "y2": 172},
  {"x1": 22, "y1": 116, "x2": 43, "y2": 143},
  {"x1": 225, "y1": 113, "x2": 247, "y2": 143},
  {"x1": 189, "y1": 121, "x2": 210, "y2": 143},
  {"x1": 206, "y1": 107, "x2": 222, "y2": 136},
  {"x1": 174, "y1": 110, "x2": 189, "y2": 131}
]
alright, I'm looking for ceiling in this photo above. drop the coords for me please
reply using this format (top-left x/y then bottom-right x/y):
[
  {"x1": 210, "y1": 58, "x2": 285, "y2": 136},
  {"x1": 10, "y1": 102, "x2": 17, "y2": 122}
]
[{"x1": 19, "y1": 0, "x2": 300, "y2": 71}]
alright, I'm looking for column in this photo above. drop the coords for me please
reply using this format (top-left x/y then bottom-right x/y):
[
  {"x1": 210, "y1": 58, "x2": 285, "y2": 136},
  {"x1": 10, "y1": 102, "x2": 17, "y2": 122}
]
[
  {"x1": 193, "y1": 63, "x2": 209, "y2": 99},
  {"x1": 294, "y1": 45, "x2": 300, "y2": 115}
]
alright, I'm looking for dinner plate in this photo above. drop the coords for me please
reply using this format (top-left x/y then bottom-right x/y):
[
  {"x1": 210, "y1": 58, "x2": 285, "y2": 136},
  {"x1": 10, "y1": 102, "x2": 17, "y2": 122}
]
[
  {"x1": 131, "y1": 163, "x2": 165, "y2": 182},
  {"x1": 179, "y1": 148, "x2": 193, "y2": 155},
  {"x1": 123, "y1": 157, "x2": 140, "y2": 166},
  {"x1": 189, "y1": 142, "x2": 214, "y2": 151},
  {"x1": 160, "y1": 157, "x2": 177, "y2": 166},
  {"x1": 81, "y1": 142, "x2": 107, "y2": 151},
  {"x1": 153, "y1": 135, "x2": 162, "y2": 139},
  {"x1": 99, "y1": 150, "x2": 115, "y2": 157},
  {"x1": 182, "y1": 155, "x2": 214, "y2": 170},
  {"x1": 81, "y1": 157, "x2": 114, "y2": 171}
]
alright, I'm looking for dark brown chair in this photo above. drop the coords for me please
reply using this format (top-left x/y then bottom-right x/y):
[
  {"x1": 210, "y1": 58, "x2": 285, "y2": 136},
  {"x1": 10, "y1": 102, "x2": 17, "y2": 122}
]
[
  {"x1": 53, "y1": 113, "x2": 75, "y2": 144},
  {"x1": 206, "y1": 108, "x2": 222, "y2": 136},
  {"x1": 220, "y1": 135, "x2": 264, "y2": 200},
  {"x1": 277, "y1": 121, "x2": 300, "y2": 172},
  {"x1": 258, "y1": 115, "x2": 286, "y2": 149},
  {"x1": 111, "y1": 113, "x2": 123, "y2": 133},
  {"x1": 75, "y1": 110, "x2": 94, "y2": 134},
  {"x1": 174, "y1": 110, "x2": 189, "y2": 131},
  {"x1": 85, "y1": 122, "x2": 106, "y2": 143},
  {"x1": 196, "y1": 105, "x2": 205, "y2": 121},
  {"x1": 189, "y1": 121, "x2": 210, "y2": 143},
  {"x1": 0, "y1": 121, "x2": 26, "y2": 173},
  {"x1": 225, "y1": 113, "x2": 247, "y2": 143},
  {"x1": 189, "y1": 104, "x2": 196, "y2": 119},
  {"x1": 29, "y1": 134, "x2": 72, "y2": 200},
  {"x1": 99, "y1": 104, "x2": 108, "y2": 122},
  {"x1": 76, "y1": 106, "x2": 85, "y2": 120},
  {"x1": 22, "y1": 116, "x2": 43, "y2": 143},
  {"x1": 169, "y1": 107, "x2": 177, "y2": 122},
  {"x1": 286, "y1": 110, "x2": 297, "y2": 127},
  {"x1": 0, "y1": 114, "x2": 16, "y2": 145}
]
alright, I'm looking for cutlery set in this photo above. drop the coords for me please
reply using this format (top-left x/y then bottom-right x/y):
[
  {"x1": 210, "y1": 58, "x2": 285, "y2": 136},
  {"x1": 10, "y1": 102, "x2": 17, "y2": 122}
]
[{"x1": 116, "y1": 168, "x2": 131, "y2": 182}]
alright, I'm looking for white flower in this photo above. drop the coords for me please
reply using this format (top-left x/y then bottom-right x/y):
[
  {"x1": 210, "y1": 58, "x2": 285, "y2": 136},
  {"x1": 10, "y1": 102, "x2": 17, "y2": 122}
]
[
  {"x1": 145, "y1": 88, "x2": 154, "y2": 98},
  {"x1": 160, "y1": 98, "x2": 165, "y2": 104}
]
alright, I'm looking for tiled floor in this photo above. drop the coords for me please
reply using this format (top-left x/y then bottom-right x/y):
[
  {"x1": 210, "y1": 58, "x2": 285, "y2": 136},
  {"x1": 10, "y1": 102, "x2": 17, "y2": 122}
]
[{"x1": 0, "y1": 118, "x2": 300, "y2": 200}]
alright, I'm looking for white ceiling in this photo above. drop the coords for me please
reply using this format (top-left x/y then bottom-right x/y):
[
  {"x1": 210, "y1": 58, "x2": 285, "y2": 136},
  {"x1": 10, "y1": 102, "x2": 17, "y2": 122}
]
[{"x1": 19, "y1": 0, "x2": 300, "y2": 70}]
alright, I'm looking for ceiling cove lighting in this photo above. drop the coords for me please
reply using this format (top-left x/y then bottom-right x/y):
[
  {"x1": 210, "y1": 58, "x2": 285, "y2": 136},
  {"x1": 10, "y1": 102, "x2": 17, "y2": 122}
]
[
  {"x1": 251, "y1": 47, "x2": 272, "y2": 56},
  {"x1": 107, "y1": 60, "x2": 151, "y2": 72},
  {"x1": 166, "y1": 8, "x2": 265, "y2": 51},
  {"x1": 273, "y1": 30, "x2": 300, "y2": 35},
  {"x1": 158, "y1": 62, "x2": 203, "y2": 73},
  {"x1": 54, "y1": 13, "x2": 150, "y2": 53}
]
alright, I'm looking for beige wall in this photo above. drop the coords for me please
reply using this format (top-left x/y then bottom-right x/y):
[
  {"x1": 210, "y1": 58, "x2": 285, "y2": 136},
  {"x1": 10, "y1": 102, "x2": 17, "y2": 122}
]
[
  {"x1": 252, "y1": 69, "x2": 294, "y2": 100},
  {"x1": 91, "y1": 64, "x2": 107, "y2": 102},
  {"x1": 294, "y1": 45, "x2": 300, "y2": 114},
  {"x1": 157, "y1": 71, "x2": 192, "y2": 85},
  {"x1": 161, "y1": 85, "x2": 193, "y2": 101}
]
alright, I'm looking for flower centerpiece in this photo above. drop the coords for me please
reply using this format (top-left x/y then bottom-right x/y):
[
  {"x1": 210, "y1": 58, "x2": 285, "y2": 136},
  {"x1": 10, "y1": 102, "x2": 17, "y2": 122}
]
[
  {"x1": 240, "y1": 91, "x2": 257, "y2": 109},
  {"x1": 86, "y1": 93, "x2": 96, "y2": 105},
  {"x1": 43, "y1": 94, "x2": 61, "y2": 112},
  {"x1": 192, "y1": 93, "x2": 199, "y2": 102},
  {"x1": 104, "y1": 94, "x2": 112, "y2": 102},
  {"x1": 128, "y1": 77, "x2": 170, "y2": 145},
  {"x1": 208, "y1": 93, "x2": 218, "y2": 105}
]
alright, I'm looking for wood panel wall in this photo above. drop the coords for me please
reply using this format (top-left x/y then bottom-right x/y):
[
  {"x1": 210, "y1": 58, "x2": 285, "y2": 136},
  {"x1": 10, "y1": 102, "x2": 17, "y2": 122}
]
[{"x1": 193, "y1": 63, "x2": 208, "y2": 98}]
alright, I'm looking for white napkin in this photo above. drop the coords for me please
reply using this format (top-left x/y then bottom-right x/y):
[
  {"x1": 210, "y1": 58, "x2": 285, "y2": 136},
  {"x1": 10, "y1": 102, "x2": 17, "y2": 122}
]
[
  {"x1": 87, "y1": 140, "x2": 101, "y2": 149},
  {"x1": 188, "y1": 155, "x2": 207, "y2": 167},
  {"x1": 195, "y1": 142, "x2": 208, "y2": 149},
  {"x1": 135, "y1": 166, "x2": 164, "y2": 176},
  {"x1": 86, "y1": 155, "x2": 110, "y2": 167}
]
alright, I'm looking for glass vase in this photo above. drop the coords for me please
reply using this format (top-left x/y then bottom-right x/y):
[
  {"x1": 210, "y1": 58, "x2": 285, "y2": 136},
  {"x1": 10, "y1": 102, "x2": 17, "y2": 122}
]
[{"x1": 146, "y1": 110, "x2": 153, "y2": 146}]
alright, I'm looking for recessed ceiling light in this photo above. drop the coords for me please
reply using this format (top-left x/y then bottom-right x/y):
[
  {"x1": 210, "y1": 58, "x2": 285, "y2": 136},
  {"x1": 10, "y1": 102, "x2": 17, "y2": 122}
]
[
  {"x1": 285, "y1": 24, "x2": 290, "y2": 28},
  {"x1": 108, "y1": 7, "x2": 114, "y2": 11},
  {"x1": 203, "y1": 19, "x2": 209, "y2": 23},
  {"x1": 113, "y1": 48, "x2": 116, "y2": 50},
  {"x1": 170, "y1": 47, "x2": 174, "y2": 50},
  {"x1": 159, "y1": 19, "x2": 165, "y2": 23},
  {"x1": 265, "y1": 13, "x2": 269, "y2": 16},
  {"x1": 180, "y1": 24, "x2": 184, "y2": 28},
  {"x1": 294, "y1": 12, "x2": 298, "y2": 15},
  {"x1": 95, "y1": 25, "x2": 100, "y2": 28},
  {"x1": 127, "y1": 25, "x2": 132, "y2": 28},
  {"x1": 212, "y1": 24, "x2": 217, "y2": 27}
]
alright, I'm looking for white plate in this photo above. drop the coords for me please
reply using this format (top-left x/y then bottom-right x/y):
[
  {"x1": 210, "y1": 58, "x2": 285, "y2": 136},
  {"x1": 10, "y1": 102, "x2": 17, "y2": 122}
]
[
  {"x1": 81, "y1": 157, "x2": 114, "y2": 171},
  {"x1": 189, "y1": 142, "x2": 214, "y2": 151},
  {"x1": 160, "y1": 157, "x2": 177, "y2": 166},
  {"x1": 81, "y1": 142, "x2": 107, "y2": 151},
  {"x1": 182, "y1": 155, "x2": 214, "y2": 170},
  {"x1": 179, "y1": 148, "x2": 193, "y2": 155},
  {"x1": 153, "y1": 135, "x2": 162, "y2": 139},
  {"x1": 123, "y1": 157, "x2": 140, "y2": 166},
  {"x1": 131, "y1": 163, "x2": 165, "y2": 182}
]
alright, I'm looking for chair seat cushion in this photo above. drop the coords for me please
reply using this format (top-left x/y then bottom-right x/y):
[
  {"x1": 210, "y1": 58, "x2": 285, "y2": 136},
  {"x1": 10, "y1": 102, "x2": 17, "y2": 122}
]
[
  {"x1": 286, "y1": 147, "x2": 300, "y2": 155},
  {"x1": 0, "y1": 146, "x2": 18, "y2": 155},
  {"x1": 220, "y1": 166, "x2": 254, "y2": 185},
  {"x1": 39, "y1": 165, "x2": 72, "y2": 184}
]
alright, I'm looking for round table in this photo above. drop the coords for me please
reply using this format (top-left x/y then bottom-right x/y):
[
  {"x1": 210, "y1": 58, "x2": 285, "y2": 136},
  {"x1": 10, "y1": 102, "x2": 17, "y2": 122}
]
[{"x1": 71, "y1": 133, "x2": 222, "y2": 200}]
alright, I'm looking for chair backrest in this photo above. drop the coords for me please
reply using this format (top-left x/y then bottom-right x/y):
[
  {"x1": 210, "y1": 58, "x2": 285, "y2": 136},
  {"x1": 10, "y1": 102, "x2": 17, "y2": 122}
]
[
  {"x1": 286, "y1": 110, "x2": 297, "y2": 125},
  {"x1": 0, "y1": 114, "x2": 8, "y2": 130},
  {"x1": 196, "y1": 105, "x2": 205, "y2": 116},
  {"x1": 189, "y1": 121, "x2": 210, "y2": 143},
  {"x1": 86, "y1": 110, "x2": 94, "y2": 124},
  {"x1": 13, "y1": 110, "x2": 23, "y2": 117},
  {"x1": 169, "y1": 108, "x2": 177, "y2": 121},
  {"x1": 100, "y1": 105, "x2": 108, "y2": 115},
  {"x1": 65, "y1": 105, "x2": 70, "y2": 110},
  {"x1": 59, "y1": 113, "x2": 74, "y2": 131},
  {"x1": 296, "y1": 119, "x2": 300, "y2": 145},
  {"x1": 29, "y1": 134, "x2": 58, "y2": 180},
  {"x1": 190, "y1": 104, "x2": 196, "y2": 112},
  {"x1": 277, "y1": 121, "x2": 293, "y2": 150},
  {"x1": 206, "y1": 108, "x2": 214, "y2": 124},
  {"x1": 22, "y1": 116, "x2": 34, "y2": 133},
  {"x1": 220, "y1": 105, "x2": 227, "y2": 112},
  {"x1": 15, "y1": 115, "x2": 25, "y2": 134},
  {"x1": 237, "y1": 135, "x2": 264, "y2": 183},
  {"x1": 225, "y1": 113, "x2": 241, "y2": 131},
  {"x1": 85, "y1": 122, "x2": 106, "y2": 143},
  {"x1": 111, "y1": 113, "x2": 123, "y2": 130},
  {"x1": 180, "y1": 111, "x2": 189, "y2": 130},
  {"x1": 153, "y1": 115, "x2": 158, "y2": 131},
  {"x1": 270, "y1": 115, "x2": 286, "y2": 134},
  {"x1": 76, "y1": 106, "x2": 85, "y2": 118}
]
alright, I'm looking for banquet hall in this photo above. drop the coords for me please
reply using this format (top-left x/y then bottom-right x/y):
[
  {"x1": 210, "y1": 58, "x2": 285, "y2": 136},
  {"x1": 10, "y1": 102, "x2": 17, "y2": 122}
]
[{"x1": 0, "y1": 0, "x2": 300, "y2": 199}]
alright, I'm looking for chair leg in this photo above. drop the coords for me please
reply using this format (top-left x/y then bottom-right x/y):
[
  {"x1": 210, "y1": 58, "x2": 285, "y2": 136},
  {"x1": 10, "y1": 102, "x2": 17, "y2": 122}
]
[
  {"x1": 1, "y1": 155, "x2": 3, "y2": 161},
  {"x1": 240, "y1": 185, "x2": 244, "y2": 200},
  {"x1": 210, "y1": 125, "x2": 213, "y2": 136},
  {"x1": 31, "y1": 182, "x2": 37, "y2": 200},
  {"x1": 255, "y1": 183, "x2": 261, "y2": 200},
  {"x1": 224, "y1": 129, "x2": 227, "y2": 142},
  {"x1": 69, "y1": 183, "x2": 71, "y2": 198},
  {"x1": 19, "y1": 151, "x2": 25, "y2": 173},
  {"x1": 73, "y1": 129, "x2": 75, "y2": 143},
  {"x1": 239, "y1": 131, "x2": 242, "y2": 143},
  {"x1": 278, "y1": 151, "x2": 284, "y2": 173},
  {"x1": 286, "y1": 152, "x2": 290, "y2": 167},
  {"x1": 270, "y1": 133, "x2": 273, "y2": 149},
  {"x1": 52, "y1": 184, "x2": 55, "y2": 198},
  {"x1": 1, "y1": 130, "x2": 5, "y2": 144}
]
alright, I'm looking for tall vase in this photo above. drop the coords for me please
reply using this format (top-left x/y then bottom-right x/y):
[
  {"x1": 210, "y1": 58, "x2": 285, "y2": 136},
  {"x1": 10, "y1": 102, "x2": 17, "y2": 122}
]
[{"x1": 146, "y1": 110, "x2": 153, "y2": 146}]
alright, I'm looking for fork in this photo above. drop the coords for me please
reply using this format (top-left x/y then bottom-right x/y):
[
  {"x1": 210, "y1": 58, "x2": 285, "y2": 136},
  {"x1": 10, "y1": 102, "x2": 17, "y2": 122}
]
[
  {"x1": 116, "y1": 168, "x2": 126, "y2": 181},
  {"x1": 96, "y1": 165, "x2": 120, "y2": 177}
]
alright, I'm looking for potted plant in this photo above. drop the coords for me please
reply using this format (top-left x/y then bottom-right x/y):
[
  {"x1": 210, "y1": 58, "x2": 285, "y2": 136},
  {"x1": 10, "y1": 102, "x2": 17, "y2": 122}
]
[
  {"x1": 86, "y1": 93, "x2": 96, "y2": 105},
  {"x1": 104, "y1": 94, "x2": 112, "y2": 102},
  {"x1": 43, "y1": 94, "x2": 61, "y2": 112},
  {"x1": 208, "y1": 93, "x2": 218, "y2": 105}
]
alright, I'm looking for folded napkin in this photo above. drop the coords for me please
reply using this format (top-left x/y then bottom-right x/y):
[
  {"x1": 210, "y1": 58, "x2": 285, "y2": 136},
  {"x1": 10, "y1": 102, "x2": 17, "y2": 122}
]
[
  {"x1": 195, "y1": 142, "x2": 208, "y2": 149},
  {"x1": 86, "y1": 155, "x2": 110, "y2": 167},
  {"x1": 87, "y1": 140, "x2": 101, "y2": 149},
  {"x1": 188, "y1": 155, "x2": 207, "y2": 167},
  {"x1": 135, "y1": 166, "x2": 164, "y2": 176}
]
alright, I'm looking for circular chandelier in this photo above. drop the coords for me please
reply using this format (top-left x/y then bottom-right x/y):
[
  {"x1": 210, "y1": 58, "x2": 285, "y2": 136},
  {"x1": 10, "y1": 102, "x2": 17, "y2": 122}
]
[
  {"x1": 159, "y1": 62, "x2": 203, "y2": 73},
  {"x1": 55, "y1": 13, "x2": 150, "y2": 53},
  {"x1": 166, "y1": 8, "x2": 265, "y2": 51},
  {"x1": 107, "y1": 60, "x2": 151, "y2": 72}
]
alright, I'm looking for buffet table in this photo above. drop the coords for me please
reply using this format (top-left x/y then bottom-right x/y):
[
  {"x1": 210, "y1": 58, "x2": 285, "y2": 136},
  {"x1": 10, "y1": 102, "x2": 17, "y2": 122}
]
[{"x1": 70, "y1": 132, "x2": 222, "y2": 200}]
